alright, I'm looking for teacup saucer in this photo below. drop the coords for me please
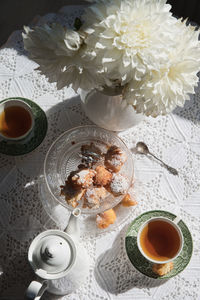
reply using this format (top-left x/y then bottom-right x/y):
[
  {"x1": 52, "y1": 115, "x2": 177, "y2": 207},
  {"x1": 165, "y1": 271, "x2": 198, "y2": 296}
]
[
  {"x1": 125, "y1": 210, "x2": 193, "y2": 279},
  {"x1": 0, "y1": 97, "x2": 48, "y2": 156}
]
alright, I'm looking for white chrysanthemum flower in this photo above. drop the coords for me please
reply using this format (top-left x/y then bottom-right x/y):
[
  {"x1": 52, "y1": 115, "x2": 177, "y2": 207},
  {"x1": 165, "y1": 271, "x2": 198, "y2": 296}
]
[
  {"x1": 82, "y1": 0, "x2": 177, "y2": 84},
  {"x1": 22, "y1": 0, "x2": 200, "y2": 116},
  {"x1": 124, "y1": 20, "x2": 200, "y2": 116},
  {"x1": 23, "y1": 24, "x2": 100, "y2": 91}
]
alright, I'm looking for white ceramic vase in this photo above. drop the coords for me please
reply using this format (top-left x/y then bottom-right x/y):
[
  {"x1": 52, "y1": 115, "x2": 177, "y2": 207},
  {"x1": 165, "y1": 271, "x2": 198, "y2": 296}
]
[{"x1": 80, "y1": 89, "x2": 145, "y2": 131}]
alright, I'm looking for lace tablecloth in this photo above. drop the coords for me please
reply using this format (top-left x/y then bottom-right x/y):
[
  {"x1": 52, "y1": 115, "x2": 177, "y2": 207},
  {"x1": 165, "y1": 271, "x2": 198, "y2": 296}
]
[{"x1": 0, "y1": 5, "x2": 200, "y2": 300}]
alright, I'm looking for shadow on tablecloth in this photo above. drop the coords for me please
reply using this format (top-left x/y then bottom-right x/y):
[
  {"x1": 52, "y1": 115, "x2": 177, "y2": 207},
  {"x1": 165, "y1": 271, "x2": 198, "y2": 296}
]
[{"x1": 0, "y1": 96, "x2": 91, "y2": 298}]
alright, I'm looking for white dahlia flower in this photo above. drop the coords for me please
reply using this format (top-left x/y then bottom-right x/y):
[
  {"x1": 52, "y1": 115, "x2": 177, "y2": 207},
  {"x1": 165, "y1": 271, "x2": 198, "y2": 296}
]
[
  {"x1": 82, "y1": 0, "x2": 177, "y2": 84},
  {"x1": 22, "y1": 0, "x2": 200, "y2": 116},
  {"x1": 124, "y1": 19, "x2": 200, "y2": 117},
  {"x1": 23, "y1": 24, "x2": 100, "y2": 91}
]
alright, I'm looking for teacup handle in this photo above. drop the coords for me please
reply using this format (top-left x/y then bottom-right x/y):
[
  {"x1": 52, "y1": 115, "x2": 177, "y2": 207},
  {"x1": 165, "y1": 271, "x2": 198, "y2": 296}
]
[
  {"x1": 173, "y1": 216, "x2": 181, "y2": 224},
  {"x1": 25, "y1": 280, "x2": 48, "y2": 300}
]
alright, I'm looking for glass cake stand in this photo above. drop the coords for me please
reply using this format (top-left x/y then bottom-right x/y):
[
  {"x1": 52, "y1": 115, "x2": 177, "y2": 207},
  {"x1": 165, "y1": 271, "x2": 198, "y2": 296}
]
[
  {"x1": 44, "y1": 125, "x2": 134, "y2": 215},
  {"x1": 40, "y1": 125, "x2": 136, "y2": 236}
]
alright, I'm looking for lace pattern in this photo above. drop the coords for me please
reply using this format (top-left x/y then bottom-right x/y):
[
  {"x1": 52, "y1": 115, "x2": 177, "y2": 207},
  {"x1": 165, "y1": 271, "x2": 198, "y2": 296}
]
[{"x1": 0, "y1": 5, "x2": 200, "y2": 300}]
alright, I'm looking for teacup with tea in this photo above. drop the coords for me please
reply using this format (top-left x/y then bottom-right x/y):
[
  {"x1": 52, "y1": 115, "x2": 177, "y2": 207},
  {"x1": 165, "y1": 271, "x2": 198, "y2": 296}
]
[
  {"x1": 0, "y1": 99, "x2": 34, "y2": 141},
  {"x1": 137, "y1": 216, "x2": 183, "y2": 264}
]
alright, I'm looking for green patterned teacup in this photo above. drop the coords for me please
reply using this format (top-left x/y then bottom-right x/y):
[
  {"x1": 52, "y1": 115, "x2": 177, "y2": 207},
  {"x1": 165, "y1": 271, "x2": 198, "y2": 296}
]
[{"x1": 125, "y1": 210, "x2": 193, "y2": 279}]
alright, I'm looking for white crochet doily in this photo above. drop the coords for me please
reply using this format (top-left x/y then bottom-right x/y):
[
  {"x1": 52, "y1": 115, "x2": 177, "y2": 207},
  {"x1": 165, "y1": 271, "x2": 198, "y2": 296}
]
[{"x1": 0, "y1": 5, "x2": 200, "y2": 300}]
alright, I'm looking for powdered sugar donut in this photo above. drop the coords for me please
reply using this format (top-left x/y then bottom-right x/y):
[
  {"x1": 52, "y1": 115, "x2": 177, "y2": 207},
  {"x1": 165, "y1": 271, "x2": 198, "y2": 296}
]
[
  {"x1": 83, "y1": 186, "x2": 107, "y2": 209},
  {"x1": 109, "y1": 173, "x2": 129, "y2": 196},
  {"x1": 105, "y1": 145, "x2": 127, "y2": 172}
]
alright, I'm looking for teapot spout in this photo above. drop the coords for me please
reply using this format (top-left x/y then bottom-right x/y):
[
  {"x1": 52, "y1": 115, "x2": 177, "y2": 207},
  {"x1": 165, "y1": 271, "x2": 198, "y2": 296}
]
[{"x1": 65, "y1": 208, "x2": 81, "y2": 242}]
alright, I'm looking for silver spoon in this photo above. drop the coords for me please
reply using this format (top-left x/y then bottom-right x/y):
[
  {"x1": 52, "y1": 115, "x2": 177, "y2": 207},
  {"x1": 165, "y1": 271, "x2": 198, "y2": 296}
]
[{"x1": 136, "y1": 142, "x2": 178, "y2": 176}]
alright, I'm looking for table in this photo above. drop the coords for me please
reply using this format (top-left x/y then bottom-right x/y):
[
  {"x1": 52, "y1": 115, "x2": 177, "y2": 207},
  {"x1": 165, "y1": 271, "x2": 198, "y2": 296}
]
[{"x1": 0, "y1": 5, "x2": 200, "y2": 300}]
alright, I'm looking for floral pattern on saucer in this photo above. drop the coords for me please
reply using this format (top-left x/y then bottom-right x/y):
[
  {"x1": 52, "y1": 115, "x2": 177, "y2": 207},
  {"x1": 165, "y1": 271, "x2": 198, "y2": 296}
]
[
  {"x1": 0, "y1": 97, "x2": 47, "y2": 156},
  {"x1": 125, "y1": 210, "x2": 193, "y2": 279}
]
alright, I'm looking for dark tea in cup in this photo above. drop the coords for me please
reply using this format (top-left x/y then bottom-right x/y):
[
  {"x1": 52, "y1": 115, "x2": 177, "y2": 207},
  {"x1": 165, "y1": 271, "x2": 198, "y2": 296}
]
[
  {"x1": 137, "y1": 217, "x2": 183, "y2": 263},
  {"x1": 0, "y1": 99, "x2": 34, "y2": 140}
]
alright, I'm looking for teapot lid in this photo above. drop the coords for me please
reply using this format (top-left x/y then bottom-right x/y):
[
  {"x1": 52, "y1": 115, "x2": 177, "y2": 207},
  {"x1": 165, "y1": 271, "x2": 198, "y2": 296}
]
[{"x1": 28, "y1": 230, "x2": 76, "y2": 280}]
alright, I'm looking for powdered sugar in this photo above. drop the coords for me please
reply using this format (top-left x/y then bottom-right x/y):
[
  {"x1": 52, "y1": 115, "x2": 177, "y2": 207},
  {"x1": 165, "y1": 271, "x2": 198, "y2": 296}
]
[
  {"x1": 108, "y1": 151, "x2": 126, "y2": 167},
  {"x1": 84, "y1": 187, "x2": 107, "y2": 209},
  {"x1": 108, "y1": 155, "x2": 122, "y2": 167},
  {"x1": 96, "y1": 214, "x2": 102, "y2": 222},
  {"x1": 110, "y1": 173, "x2": 129, "y2": 195},
  {"x1": 74, "y1": 170, "x2": 90, "y2": 183},
  {"x1": 72, "y1": 169, "x2": 96, "y2": 187},
  {"x1": 105, "y1": 145, "x2": 127, "y2": 172},
  {"x1": 84, "y1": 188, "x2": 100, "y2": 208}
]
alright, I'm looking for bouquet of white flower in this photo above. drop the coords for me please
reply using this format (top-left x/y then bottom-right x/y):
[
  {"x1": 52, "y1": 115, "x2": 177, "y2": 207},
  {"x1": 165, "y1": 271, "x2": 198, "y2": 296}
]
[{"x1": 23, "y1": 0, "x2": 200, "y2": 117}]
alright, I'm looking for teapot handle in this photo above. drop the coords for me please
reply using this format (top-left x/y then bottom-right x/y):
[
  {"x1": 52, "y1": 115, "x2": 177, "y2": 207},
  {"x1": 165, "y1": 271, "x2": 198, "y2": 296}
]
[{"x1": 25, "y1": 280, "x2": 48, "y2": 300}]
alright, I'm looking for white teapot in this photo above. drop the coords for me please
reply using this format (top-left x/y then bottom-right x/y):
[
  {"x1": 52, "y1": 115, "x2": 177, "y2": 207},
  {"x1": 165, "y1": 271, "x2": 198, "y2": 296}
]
[{"x1": 26, "y1": 208, "x2": 89, "y2": 298}]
